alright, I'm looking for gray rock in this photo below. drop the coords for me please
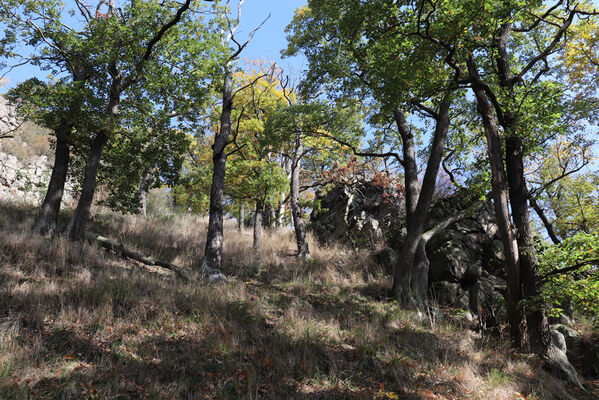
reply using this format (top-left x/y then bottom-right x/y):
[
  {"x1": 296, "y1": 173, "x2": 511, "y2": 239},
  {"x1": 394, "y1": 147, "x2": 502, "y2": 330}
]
[
  {"x1": 208, "y1": 273, "x2": 228, "y2": 284},
  {"x1": 454, "y1": 291, "x2": 470, "y2": 310},
  {"x1": 551, "y1": 329, "x2": 567, "y2": 353},
  {"x1": 551, "y1": 324, "x2": 583, "y2": 360},
  {"x1": 372, "y1": 248, "x2": 397, "y2": 276},
  {"x1": 432, "y1": 281, "x2": 462, "y2": 305},
  {"x1": 487, "y1": 275, "x2": 507, "y2": 291},
  {"x1": 546, "y1": 344, "x2": 584, "y2": 389}
]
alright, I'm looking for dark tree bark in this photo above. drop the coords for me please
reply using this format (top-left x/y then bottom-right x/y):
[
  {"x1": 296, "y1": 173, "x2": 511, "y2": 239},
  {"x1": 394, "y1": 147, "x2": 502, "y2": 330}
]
[
  {"x1": 506, "y1": 136, "x2": 552, "y2": 355},
  {"x1": 66, "y1": 131, "x2": 110, "y2": 241},
  {"x1": 202, "y1": 71, "x2": 233, "y2": 272},
  {"x1": 32, "y1": 123, "x2": 72, "y2": 235},
  {"x1": 253, "y1": 200, "x2": 263, "y2": 251},
  {"x1": 530, "y1": 196, "x2": 561, "y2": 245},
  {"x1": 467, "y1": 60, "x2": 525, "y2": 348},
  {"x1": 290, "y1": 138, "x2": 310, "y2": 260},
  {"x1": 391, "y1": 96, "x2": 452, "y2": 310}
]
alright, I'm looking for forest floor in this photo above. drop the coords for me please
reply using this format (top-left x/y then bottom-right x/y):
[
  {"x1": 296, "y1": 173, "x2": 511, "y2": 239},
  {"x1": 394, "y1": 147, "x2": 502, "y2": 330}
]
[{"x1": 0, "y1": 200, "x2": 598, "y2": 400}]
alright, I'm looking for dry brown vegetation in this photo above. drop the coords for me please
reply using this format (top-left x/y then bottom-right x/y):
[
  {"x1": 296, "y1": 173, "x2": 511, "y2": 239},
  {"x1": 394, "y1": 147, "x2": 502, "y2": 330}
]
[{"x1": 0, "y1": 200, "x2": 597, "y2": 399}]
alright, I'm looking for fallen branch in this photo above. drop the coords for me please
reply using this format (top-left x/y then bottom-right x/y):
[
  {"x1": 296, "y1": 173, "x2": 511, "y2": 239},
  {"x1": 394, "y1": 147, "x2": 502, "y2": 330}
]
[{"x1": 86, "y1": 232, "x2": 189, "y2": 281}]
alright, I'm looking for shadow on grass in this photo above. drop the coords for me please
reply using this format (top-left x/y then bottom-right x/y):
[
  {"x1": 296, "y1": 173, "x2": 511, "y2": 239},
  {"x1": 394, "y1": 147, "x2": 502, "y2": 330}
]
[{"x1": 1, "y1": 200, "x2": 596, "y2": 399}]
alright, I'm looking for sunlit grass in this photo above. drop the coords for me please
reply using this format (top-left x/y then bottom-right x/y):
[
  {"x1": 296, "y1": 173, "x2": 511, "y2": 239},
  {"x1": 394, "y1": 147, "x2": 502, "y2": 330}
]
[{"x1": 0, "y1": 200, "x2": 593, "y2": 399}]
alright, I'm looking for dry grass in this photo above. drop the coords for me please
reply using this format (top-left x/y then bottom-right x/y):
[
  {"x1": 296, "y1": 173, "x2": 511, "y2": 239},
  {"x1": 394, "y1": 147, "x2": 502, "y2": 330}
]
[{"x1": 0, "y1": 200, "x2": 597, "y2": 399}]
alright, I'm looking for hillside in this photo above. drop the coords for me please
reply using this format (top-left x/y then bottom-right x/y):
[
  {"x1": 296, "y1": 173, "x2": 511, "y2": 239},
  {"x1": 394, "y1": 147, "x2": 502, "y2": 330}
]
[{"x1": 0, "y1": 201, "x2": 597, "y2": 400}]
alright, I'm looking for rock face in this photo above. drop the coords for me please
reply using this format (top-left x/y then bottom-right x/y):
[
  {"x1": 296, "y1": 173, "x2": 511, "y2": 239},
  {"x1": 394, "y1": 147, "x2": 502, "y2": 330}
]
[
  {"x1": 310, "y1": 181, "x2": 405, "y2": 246},
  {"x1": 0, "y1": 97, "x2": 20, "y2": 136},
  {"x1": 312, "y1": 183, "x2": 507, "y2": 324},
  {"x1": 0, "y1": 151, "x2": 52, "y2": 204},
  {"x1": 424, "y1": 197, "x2": 507, "y2": 327},
  {"x1": 0, "y1": 97, "x2": 73, "y2": 205}
]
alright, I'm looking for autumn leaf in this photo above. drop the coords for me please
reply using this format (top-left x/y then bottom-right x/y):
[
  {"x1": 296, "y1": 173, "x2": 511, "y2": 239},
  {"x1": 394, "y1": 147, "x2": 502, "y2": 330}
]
[{"x1": 264, "y1": 356, "x2": 272, "y2": 368}]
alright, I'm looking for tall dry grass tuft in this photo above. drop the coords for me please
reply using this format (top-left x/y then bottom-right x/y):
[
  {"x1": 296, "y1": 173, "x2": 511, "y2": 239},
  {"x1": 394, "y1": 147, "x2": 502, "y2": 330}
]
[{"x1": 0, "y1": 200, "x2": 595, "y2": 399}]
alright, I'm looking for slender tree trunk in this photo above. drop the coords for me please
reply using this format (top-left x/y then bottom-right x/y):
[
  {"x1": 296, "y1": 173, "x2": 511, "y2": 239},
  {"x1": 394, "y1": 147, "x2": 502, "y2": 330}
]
[
  {"x1": 530, "y1": 196, "x2": 561, "y2": 244},
  {"x1": 32, "y1": 68, "x2": 90, "y2": 235},
  {"x1": 32, "y1": 123, "x2": 72, "y2": 235},
  {"x1": 468, "y1": 58, "x2": 525, "y2": 348},
  {"x1": 506, "y1": 136, "x2": 551, "y2": 354},
  {"x1": 203, "y1": 70, "x2": 233, "y2": 272},
  {"x1": 392, "y1": 97, "x2": 452, "y2": 309},
  {"x1": 253, "y1": 200, "x2": 263, "y2": 251},
  {"x1": 66, "y1": 131, "x2": 109, "y2": 241},
  {"x1": 290, "y1": 139, "x2": 310, "y2": 260},
  {"x1": 66, "y1": 69, "x2": 122, "y2": 242},
  {"x1": 138, "y1": 168, "x2": 152, "y2": 217},
  {"x1": 268, "y1": 203, "x2": 276, "y2": 229},
  {"x1": 238, "y1": 203, "x2": 245, "y2": 232},
  {"x1": 277, "y1": 193, "x2": 286, "y2": 226}
]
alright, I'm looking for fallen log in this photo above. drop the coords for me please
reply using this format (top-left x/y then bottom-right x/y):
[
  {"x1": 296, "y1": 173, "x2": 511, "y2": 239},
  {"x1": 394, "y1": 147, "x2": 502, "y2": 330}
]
[{"x1": 86, "y1": 232, "x2": 190, "y2": 281}]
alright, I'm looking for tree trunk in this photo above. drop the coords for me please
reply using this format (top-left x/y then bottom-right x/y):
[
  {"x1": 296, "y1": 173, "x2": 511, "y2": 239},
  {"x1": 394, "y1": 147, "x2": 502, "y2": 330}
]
[
  {"x1": 506, "y1": 136, "x2": 552, "y2": 354},
  {"x1": 238, "y1": 203, "x2": 245, "y2": 232},
  {"x1": 32, "y1": 124, "x2": 72, "y2": 235},
  {"x1": 253, "y1": 200, "x2": 263, "y2": 251},
  {"x1": 277, "y1": 194, "x2": 286, "y2": 227},
  {"x1": 268, "y1": 203, "x2": 276, "y2": 229},
  {"x1": 290, "y1": 139, "x2": 310, "y2": 260},
  {"x1": 138, "y1": 168, "x2": 153, "y2": 217},
  {"x1": 203, "y1": 70, "x2": 233, "y2": 272},
  {"x1": 66, "y1": 131, "x2": 109, "y2": 241},
  {"x1": 468, "y1": 58, "x2": 525, "y2": 348},
  {"x1": 530, "y1": 196, "x2": 561, "y2": 244},
  {"x1": 392, "y1": 97, "x2": 451, "y2": 310}
]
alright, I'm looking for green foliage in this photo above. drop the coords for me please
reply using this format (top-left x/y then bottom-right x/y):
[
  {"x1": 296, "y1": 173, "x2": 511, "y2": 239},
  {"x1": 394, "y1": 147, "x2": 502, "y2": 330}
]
[
  {"x1": 539, "y1": 233, "x2": 599, "y2": 321},
  {"x1": 1, "y1": 0, "x2": 227, "y2": 214},
  {"x1": 532, "y1": 139, "x2": 599, "y2": 239}
]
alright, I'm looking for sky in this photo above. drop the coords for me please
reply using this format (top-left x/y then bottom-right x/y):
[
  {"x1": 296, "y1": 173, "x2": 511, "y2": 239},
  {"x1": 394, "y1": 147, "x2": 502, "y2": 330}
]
[
  {"x1": 2, "y1": 0, "x2": 599, "y2": 92},
  {"x1": 0, "y1": 0, "x2": 308, "y2": 93},
  {"x1": 234, "y1": 0, "x2": 307, "y2": 72}
]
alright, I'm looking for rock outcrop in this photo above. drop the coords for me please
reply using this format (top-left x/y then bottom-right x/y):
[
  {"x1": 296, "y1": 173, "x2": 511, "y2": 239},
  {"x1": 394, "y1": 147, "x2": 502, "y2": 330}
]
[
  {"x1": 0, "y1": 151, "x2": 52, "y2": 203},
  {"x1": 424, "y1": 197, "x2": 507, "y2": 328},
  {"x1": 312, "y1": 183, "x2": 507, "y2": 325},
  {"x1": 0, "y1": 96, "x2": 20, "y2": 136},
  {"x1": 310, "y1": 181, "x2": 405, "y2": 246},
  {"x1": 0, "y1": 96, "x2": 73, "y2": 205}
]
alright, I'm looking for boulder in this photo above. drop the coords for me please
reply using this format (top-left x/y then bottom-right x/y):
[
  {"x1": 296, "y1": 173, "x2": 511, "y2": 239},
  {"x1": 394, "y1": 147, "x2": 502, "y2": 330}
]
[
  {"x1": 310, "y1": 181, "x2": 404, "y2": 246},
  {"x1": 550, "y1": 324, "x2": 583, "y2": 361},
  {"x1": 432, "y1": 281, "x2": 462, "y2": 305},
  {"x1": 550, "y1": 329, "x2": 567, "y2": 353}
]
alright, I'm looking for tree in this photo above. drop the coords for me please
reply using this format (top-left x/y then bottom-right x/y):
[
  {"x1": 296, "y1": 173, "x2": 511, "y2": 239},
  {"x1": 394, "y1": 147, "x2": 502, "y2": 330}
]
[
  {"x1": 1, "y1": 0, "x2": 224, "y2": 237},
  {"x1": 1, "y1": 0, "x2": 97, "y2": 235},
  {"x1": 225, "y1": 64, "x2": 290, "y2": 250},
  {"x1": 265, "y1": 100, "x2": 363, "y2": 260},
  {"x1": 202, "y1": 1, "x2": 270, "y2": 273},
  {"x1": 529, "y1": 137, "x2": 596, "y2": 242},
  {"x1": 412, "y1": 0, "x2": 595, "y2": 367},
  {"x1": 286, "y1": 0, "x2": 459, "y2": 308},
  {"x1": 64, "y1": 0, "x2": 223, "y2": 241}
]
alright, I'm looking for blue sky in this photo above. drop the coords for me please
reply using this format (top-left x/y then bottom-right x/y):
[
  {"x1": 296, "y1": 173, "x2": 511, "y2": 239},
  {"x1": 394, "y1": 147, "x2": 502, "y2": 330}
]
[
  {"x1": 0, "y1": 0, "x2": 308, "y2": 93},
  {"x1": 3, "y1": 0, "x2": 599, "y2": 91},
  {"x1": 234, "y1": 0, "x2": 307, "y2": 71}
]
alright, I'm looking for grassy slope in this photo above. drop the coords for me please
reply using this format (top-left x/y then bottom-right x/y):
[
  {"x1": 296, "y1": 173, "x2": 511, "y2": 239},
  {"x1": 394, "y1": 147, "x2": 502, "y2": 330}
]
[{"x1": 0, "y1": 201, "x2": 597, "y2": 400}]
